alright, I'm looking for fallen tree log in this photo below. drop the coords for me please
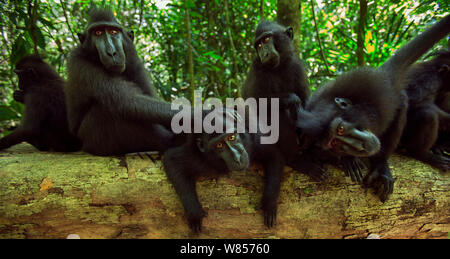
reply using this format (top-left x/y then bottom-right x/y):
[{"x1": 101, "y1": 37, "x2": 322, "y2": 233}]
[{"x1": 0, "y1": 143, "x2": 448, "y2": 239}]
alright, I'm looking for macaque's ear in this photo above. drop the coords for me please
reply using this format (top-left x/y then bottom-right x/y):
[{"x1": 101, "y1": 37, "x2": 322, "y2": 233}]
[
  {"x1": 77, "y1": 33, "x2": 86, "y2": 44},
  {"x1": 285, "y1": 26, "x2": 294, "y2": 40}
]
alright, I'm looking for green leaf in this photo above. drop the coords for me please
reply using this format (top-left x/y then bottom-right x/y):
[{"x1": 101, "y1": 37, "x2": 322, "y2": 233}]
[
  {"x1": 10, "y1": 36, "x2": 30, "y2": 65},
  {"x1": 210, "y1": 65, "x2": 221, "y2": 72},
  {"x1": 0, "y1": 105, "x2": 20, "y2": 121},
  {"x1": 203, "y1": 51, "x2": 223, "y2": 60},
  {"x1": 9, "y1": 101, "x2": 24, "y2": 115},
  {"x1": 35, "y1": 28, "x2": 46, "y2": 49},
  {"x1": 38, "y1": 17, "x2": 56, "y2": 30},
  {"x1": 190, "y1": 10, "x2": 202, "y2": 18}
]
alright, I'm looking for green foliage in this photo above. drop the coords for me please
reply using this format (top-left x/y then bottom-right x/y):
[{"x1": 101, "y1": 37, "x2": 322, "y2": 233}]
[
  {"x1": 0, "y1": 105, "x2": 20, "y2": 121},
  {"x1": 301, "y1": 0, "x2": 449, "y2": 87},
  {"x1": 0, "y1": 0, "x2": 448, "y2": 135}
]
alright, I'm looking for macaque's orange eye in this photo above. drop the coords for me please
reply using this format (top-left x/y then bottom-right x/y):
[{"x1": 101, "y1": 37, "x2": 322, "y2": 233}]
[
  {"x1": 337, "y1": 125, "x2": 345, "y2": 136},
  {"x1": 109, "y1": 29, "x2": 119, "y2": 35},
  {"x1": 227, "y1": 135, "x2": 236, "y2": 141},
  {"x1": 94, "y1": 30, "x2": 103, "y2": 36},
  {"x1": 264, "y1": 36, "x2": 270, "y2": 43},
  {"x1": 216, "y1": 142, "x2": 224, "y2": 149}
]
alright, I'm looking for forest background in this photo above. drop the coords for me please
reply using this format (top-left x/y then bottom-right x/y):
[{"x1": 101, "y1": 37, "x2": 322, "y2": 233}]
[{"x1": 0, "y1": 0, "x2": 449, "y2": 137}]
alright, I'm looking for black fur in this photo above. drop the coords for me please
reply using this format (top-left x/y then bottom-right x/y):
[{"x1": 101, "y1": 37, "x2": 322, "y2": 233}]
[
  {"x1": 0, "y1": 55, "x2": 81, "y2": 152},
  {"x1": 434, "y1": 92, "x2": 450, "y2": 153},
  {"x1": 296, "y1": 15, "x2": 450, "y2": 202},
  {"x1": 66, "y1": 8, "x2": 177, "y2": 156},
  {"x1": 400, "y1": 50, "x2": 450, "y2": 170},
  {"x1": 242, "y1": 21, "x2": 309, "y2": 106},
  {"x1": 163, "y1": 127, "x2": 285, "y2": 232},
  {"x1": 241, "y1": 20, "x2": 326, "y2": 181}
]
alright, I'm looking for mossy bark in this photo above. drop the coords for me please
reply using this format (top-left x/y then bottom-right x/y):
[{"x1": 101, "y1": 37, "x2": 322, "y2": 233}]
[{"x1": 0, "y1": 144, "x2": 448, "y2": 239}]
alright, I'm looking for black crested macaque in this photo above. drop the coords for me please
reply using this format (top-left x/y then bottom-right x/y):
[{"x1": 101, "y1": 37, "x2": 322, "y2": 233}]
[
  {"x1": 400, "y1": 50, "x2": 450, "y2": 170},
  {"x1": 241, "y1": 20, "x2": 327, "y2": 181},
  {"x1": 66, "y1": 8, "x2": 179, "y2": 156},
  {"x1": 0, "y1": 55, "x2": 81, "y2": 152},
  {"x1": 163, "y1": 110, "x2": 285, "y2": 232},
  {"x1": 242, "y1": 21, "x2": 309, "y2": 102},
  {"x1": 434, "y1": 92, "x2": 450, "y2": 154},
  {"x1": 296, "y1": 15, "x2": 450, "y2": 202}
]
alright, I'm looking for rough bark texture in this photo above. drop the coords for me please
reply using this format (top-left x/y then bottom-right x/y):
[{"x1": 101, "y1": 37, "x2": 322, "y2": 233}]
[
  {"x1": 357, "y1": 0, "x2": 367, "y2": 66},
  {"x1": 0, "y1": 144, "x2": 448, "y2": 239},
  {"x1": 276, "y1": 0, "x2": 302, "y2": 54}
]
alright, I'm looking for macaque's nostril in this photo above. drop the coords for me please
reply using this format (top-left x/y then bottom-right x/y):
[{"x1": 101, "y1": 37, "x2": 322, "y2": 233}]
[{"x1": 107, "y1": 51, "x2": 117, "y2": 57}]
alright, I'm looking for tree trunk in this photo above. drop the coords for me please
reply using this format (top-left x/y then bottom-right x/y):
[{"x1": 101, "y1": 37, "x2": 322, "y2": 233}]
[
  {"x1": 0, "y1": 144, "x2": 448, "y2": 239},
  {"x1": 224, "y1": 0, "x2": 239, "y2": 97},
  {"x1": 276, "y1": 0, "x2": 302, "y2": 55},
  {"x1": 259, "y1": 0, "x2": 265, "y2": 19},
  {"x1": 185, "y1": 4, "x2": 195, "y2": 103},
  {"x1": 357, "y1": 0, "x2": 368, "y2": 66},
  {"x1": 28, "y1": 0, "x2": 40, "y2": 54},
  {"x1": 310, "y1": 0, "x2": 331, "y2": 75}
]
